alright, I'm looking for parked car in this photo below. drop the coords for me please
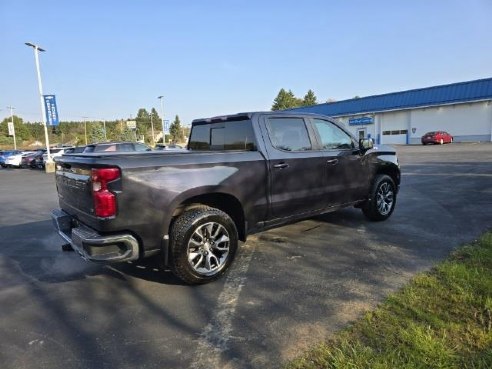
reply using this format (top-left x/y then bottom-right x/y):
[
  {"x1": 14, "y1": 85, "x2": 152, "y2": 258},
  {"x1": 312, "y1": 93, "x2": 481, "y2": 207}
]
[
  {"x1": 0, "y1": 150, "x2": 22, "y2": 167},
  {"x1": 5, "y1": 151, "x2": 35, "y2": 168},
  {"x1": 21, "y1": 150, "x2": 45, "y2": 168},
  {"x1": 421, "y1": 131, "x2": 453, "y2": 145},
  {"x1": 42, "y1": 147, "x2": 74, "y2": 167},
  {"x1": 30, "y1": 150, "x2": 46, "y2": 169},
  {"x1": 81, "y1": 142, "x2": 151, "y2": 153}
]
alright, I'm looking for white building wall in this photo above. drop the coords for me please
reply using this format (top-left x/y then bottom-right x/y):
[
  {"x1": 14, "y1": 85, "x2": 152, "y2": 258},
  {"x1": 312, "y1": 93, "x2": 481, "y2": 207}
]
[
  {"x1": 334, "y1": 100, "x2": 492, "y2": 145},
  {"x1": 409, "y1": 101, "x2": 492, "y2": 143}
]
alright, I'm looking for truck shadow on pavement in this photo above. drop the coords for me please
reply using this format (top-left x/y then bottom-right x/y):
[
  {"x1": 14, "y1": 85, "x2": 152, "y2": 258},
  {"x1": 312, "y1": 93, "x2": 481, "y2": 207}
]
[
  {"x1": 0, "y1": 219, "x2": 184, "y2": 286},
  {"x1": 0, "y1": 219, "x2": 226, "y2": 369}
]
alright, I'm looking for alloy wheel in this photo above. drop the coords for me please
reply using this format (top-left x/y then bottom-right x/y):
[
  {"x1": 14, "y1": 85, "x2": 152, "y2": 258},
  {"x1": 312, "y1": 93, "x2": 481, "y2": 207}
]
[
  {"x1": 187, "y1": 222, "x2": 230, "y2": 276},
  {"x1": 376, "y1": 182, "x2": 394, "y2": 216}
]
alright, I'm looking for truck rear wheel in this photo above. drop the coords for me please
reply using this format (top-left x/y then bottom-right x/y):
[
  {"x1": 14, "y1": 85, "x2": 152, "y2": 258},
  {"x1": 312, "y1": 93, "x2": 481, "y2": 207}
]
[
  {"x1": 169, "y1": 206, "x2": 238, "y2": 284},
  {"x1": 362, "y1": 174, "x2": 397, "y2": 221}
]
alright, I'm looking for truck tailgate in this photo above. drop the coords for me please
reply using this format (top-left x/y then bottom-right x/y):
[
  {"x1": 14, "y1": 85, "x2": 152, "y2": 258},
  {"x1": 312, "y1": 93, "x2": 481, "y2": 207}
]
[{"x1": 55, "y1": 165, "x2": 94, "y2": 215}]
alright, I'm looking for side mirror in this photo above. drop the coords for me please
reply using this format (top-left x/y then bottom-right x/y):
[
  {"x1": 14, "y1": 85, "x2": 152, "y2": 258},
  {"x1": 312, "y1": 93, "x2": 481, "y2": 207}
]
[{"x1": 359, "y1": 138, "x2": 374, "y2": 152}]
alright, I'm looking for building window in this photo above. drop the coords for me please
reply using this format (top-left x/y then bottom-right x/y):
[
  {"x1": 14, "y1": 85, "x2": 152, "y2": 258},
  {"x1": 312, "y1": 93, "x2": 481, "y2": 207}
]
[{"x1": 383, "y1": 130, "x2": 408, "y2": 136}]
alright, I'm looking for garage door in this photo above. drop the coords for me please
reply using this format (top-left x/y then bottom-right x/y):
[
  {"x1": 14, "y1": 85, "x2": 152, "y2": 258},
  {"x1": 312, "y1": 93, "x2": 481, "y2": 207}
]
[{"x1": 382, "y1": 129, "x2": 408, "y2": 144}]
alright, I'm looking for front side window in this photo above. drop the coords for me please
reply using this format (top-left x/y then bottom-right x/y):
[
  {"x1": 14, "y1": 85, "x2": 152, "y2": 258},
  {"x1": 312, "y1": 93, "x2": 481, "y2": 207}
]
[
  {"x1": 312, "y1": 119, "x2": 353, "y2": 150},
  {"x1": 267, "y1": 117, "x2": 312, "y2": 151}
]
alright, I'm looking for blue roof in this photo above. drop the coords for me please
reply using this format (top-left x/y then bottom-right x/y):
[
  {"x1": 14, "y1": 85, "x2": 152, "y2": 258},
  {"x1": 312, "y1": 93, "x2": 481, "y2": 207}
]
[{"x1": 290, "y1": 77, "x2": 492, "y2": 117}]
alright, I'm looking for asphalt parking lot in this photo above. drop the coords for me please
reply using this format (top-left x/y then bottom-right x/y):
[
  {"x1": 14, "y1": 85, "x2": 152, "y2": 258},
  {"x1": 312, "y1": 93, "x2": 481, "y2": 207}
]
[{"x1": 1, "y1": 143, "x2": 491, "y2": 369}]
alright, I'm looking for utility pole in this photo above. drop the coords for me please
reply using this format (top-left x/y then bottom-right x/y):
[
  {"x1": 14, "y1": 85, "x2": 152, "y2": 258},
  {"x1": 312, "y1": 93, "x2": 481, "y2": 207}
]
[
  {"x1": 102, "y1": 119, "x2": 107, "y2": 141},
  {"x1": 150, "y1": 109, "x2": 155, "y2": 146},
  {"x1": 7, "y1": 105, "x2": 17, "y2": 150},
  {"x1": 82, "y1": 116, "x2": 89, "y2": 145}
]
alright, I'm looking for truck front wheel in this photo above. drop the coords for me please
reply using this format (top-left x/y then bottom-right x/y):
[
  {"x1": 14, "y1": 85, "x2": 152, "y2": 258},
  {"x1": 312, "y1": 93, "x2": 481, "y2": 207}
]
[
  {"x1": 169, "y1": 206, "x2": 238, "y2": 284},
  {"x1": 361, "y1": 174, "x2": 397, "y2": 221}
]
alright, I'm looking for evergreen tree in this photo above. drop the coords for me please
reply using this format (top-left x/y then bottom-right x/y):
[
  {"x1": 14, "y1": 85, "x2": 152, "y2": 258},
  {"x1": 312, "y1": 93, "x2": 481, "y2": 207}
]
[
  {"x1": 272, "y1": 89, "x2": 302, "y2": 110},
  {"x1": 169, "y1": 115, "x2": 184, "y2": 143},
  {"x1": 136, "y1": 108, "x2": 150, "y2": 120},
  {"x1": 89, "y1": 123, "x2": 106, "y2": 143},
  {"x1": 151, "y1": 108, "x2": 161, "y2": 130},
  {"x1": 302, "y1": 89, "x2": 317, "y2": 106}
]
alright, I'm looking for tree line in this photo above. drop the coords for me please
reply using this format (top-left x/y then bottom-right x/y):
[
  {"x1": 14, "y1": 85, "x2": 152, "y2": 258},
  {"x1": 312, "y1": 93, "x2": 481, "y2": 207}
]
[
  {"x1": 0, "y1": 109, "x2": 188, "y2": 149},
  {"x1": 271, "y1": 88, "x2": 318, "y2": 110}
]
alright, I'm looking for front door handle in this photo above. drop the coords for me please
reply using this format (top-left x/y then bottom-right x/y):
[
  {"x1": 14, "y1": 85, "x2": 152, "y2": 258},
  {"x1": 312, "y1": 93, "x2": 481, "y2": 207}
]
[
  {"x1": 326, "y1": 159, "x2": 339, "y2": 165},
  {"x1": 273, "y1": 163, "x2": 289, "y2": 169}
]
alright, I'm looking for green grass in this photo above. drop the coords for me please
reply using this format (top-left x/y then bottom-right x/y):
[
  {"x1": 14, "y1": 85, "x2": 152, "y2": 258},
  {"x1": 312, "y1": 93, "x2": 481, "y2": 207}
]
[{"x1": 287, "y1": 232, "x2": 492, "y2": 369}]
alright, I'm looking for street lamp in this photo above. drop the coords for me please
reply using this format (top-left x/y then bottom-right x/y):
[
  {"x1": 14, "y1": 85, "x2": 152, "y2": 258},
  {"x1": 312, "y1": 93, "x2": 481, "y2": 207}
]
[
  {"x1": 25, "y1": 42, "x2": 52, "y2": 169},
  {"x1": 158, "y1": 96, "x2": 165, "y2": 143}
]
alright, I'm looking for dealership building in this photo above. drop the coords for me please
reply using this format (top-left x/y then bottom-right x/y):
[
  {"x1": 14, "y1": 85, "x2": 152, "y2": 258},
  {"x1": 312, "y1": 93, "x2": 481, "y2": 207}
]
[{"x1": 291, "y1": 77, "x2": 492, "y2": 145}]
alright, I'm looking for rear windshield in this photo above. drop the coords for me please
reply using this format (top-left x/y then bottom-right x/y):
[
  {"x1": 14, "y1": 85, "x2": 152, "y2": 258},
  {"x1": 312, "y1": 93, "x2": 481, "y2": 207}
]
[{"x1": 188, "y1": 120, "x2": 257, "y2": 151}]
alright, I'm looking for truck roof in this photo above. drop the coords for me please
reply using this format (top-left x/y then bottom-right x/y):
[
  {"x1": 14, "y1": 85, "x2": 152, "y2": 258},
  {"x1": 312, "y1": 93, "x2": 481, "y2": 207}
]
[{"x1": 191, "y1": 111, "x2": 330, "y2": 125}]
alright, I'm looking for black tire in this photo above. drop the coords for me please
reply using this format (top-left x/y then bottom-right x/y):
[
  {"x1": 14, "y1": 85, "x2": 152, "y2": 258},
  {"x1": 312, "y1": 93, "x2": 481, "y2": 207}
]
[
  {"x1": 169, "y1": 206, "x2": 238, "y2": 284},
  {"x1": 362, "y1": 174, "x2": 397, "y2": 221}
]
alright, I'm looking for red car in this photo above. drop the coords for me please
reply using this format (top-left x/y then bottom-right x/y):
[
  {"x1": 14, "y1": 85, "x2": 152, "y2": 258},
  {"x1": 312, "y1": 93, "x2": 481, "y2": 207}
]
[{"x1": 421, "y1": 131, "x2": 453, "y2": 145}]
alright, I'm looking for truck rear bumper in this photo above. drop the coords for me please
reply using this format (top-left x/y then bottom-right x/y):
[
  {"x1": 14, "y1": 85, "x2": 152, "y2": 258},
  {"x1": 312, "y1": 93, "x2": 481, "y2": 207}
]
[{"x1": 51, "y1": 208, "x2": 139, "y2": 262}]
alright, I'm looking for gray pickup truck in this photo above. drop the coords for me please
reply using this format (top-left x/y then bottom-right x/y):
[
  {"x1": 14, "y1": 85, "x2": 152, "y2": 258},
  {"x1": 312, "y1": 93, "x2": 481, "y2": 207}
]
[{"x1": 52, "y1": 111, "x2": 400, "y2": 284}]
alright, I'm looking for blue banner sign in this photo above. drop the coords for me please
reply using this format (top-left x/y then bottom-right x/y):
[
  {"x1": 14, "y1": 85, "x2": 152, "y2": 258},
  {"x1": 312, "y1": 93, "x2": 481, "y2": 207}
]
[
  {"x1": 349, "y1": 116, "x2": 373, "y2": 126},
  {"x1": 43, "y1": 95, "x2": 59, "y2": 126},
  {"x1": 163, "y1": 119, "x2": 170, "y2": 134}
]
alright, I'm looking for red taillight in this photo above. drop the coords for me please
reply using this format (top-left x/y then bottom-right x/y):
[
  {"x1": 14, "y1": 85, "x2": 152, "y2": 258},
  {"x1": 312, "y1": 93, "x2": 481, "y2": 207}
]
[{"x1": 91, "y1": 167, "x2": 120, "y2": 217}]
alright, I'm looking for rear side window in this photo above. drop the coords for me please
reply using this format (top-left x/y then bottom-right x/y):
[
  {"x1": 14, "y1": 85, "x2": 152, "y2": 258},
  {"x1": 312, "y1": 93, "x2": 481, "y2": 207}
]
[
  {"x1": 188, "y1": 120, "x2": 257, "y2": 151},
  {"x1": 267, "y1": 117, "x2": 312, "y2": 151}
]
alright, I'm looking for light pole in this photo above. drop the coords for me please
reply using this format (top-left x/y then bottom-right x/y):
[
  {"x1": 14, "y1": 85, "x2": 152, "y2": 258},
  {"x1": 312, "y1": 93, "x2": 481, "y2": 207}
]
[
  {"x1": 25, "y1": 42, "x2": 52, "y2": 168},
  {"x1": 7, "y1": 105, "x2": 17, "y2": 150},
  {"x1": 158, "y1": 96, "x2": 164, "y2": 143}
]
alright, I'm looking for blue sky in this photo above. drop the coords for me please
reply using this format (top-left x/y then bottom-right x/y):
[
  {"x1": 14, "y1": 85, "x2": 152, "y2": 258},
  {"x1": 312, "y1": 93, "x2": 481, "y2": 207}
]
[{"x1": 1, "y1": 0, "x2": 491, "y2": 126}]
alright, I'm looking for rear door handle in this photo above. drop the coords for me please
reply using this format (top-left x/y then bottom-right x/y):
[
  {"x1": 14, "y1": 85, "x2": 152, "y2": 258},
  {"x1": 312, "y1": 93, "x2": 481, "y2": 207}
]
[
  {"x1": 273, "y1": 163, "x2": 289, "y2": 169},
  {"x1": 326, "y1": 159, "x2": 339, "y2": 165}
]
